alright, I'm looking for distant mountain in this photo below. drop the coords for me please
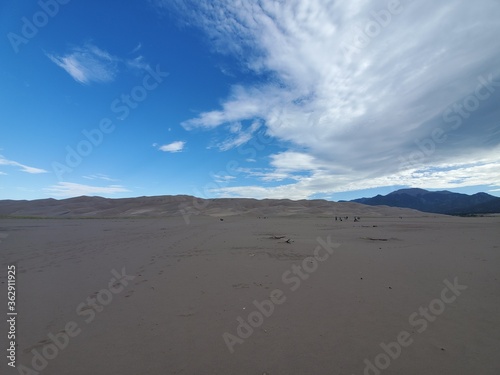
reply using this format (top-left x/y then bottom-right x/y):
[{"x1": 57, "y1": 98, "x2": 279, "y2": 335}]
[{"x1": 350, "y1": 188, "x2": 500, "y2": 215}]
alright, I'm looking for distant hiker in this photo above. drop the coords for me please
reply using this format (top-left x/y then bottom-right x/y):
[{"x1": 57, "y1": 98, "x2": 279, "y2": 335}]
[{"x1": 335, "y1": 216, "x2": 337, "y2": 221}]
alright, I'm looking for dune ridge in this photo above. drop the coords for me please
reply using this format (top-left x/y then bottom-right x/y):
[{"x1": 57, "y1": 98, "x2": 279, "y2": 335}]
[{"x1": 0, "y1": 195, "x2": 432, "y2": 218}]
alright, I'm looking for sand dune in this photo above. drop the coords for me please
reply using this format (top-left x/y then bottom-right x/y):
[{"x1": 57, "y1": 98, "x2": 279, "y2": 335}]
[
  {"x1": 1, "y1": 199, "x2": 498, "y2": 374},
  {"x1": 0, "y1": 195, "x2": 429, "y2": 218}
]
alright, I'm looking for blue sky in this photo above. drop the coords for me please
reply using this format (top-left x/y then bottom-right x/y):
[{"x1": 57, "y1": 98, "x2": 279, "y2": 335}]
[{"x1": 1, "y1": 0, "x2": 500, "y2": 201}]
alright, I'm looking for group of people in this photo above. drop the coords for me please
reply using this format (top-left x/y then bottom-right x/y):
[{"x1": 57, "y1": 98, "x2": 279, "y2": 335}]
[{"x1": 335, "y1": 216, "x2": 361, "y2": 222}]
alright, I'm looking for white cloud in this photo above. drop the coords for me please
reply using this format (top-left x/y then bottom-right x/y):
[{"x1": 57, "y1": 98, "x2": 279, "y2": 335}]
[
  {"x1": 47, "y1": 42, "x2": 149, "y2": 84},
  {"x1": 270, "y1": 152, "x2": 318, "y2": 172},
  {"x1": 126, "y1": 55, "x2": 150, "y2": 70},
  {"x1": 82, "y1": 174, "x2": 118, "y2": 182},
  {"x1": 159, "y1": 0, "x2": 500, "y2": 197},
  {"x1": 210, "y1": 173, "x2": 236, "y2": 184},
  {"x1": 0, "y1": 155, "x2": 47, "y2": 174},
  {"x1": 212, "y1": 157, "x2": 500, "y2": 200},
  {"x1": 158, "y1": 141, "x2": 186, "y2": 153},
  {"x1": 130, "y1": 43, "x2": 142, "y2": 54},
  {"x1": 45, "y1": 182, "x2": 130, "y2": 198},
  {"x1": 217, "y1": 120, "x2": 261, "y2": 151}
]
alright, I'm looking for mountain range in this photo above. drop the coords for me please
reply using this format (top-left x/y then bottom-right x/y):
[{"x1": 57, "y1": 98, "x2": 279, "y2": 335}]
[
  {"x1": 349, "y1": 188, "x2": 500, "y2": 215},
  {"x1": 0, "y1": 195, "x2": 423, "y2": 219},
  {"x1": 1, "y1": 188, "x2": 498, "y2": 218}
]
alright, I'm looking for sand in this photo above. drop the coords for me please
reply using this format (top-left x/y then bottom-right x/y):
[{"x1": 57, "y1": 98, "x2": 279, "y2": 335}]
[{"x1": 1, "y1": 214, "x2": 499, "y2": 374}]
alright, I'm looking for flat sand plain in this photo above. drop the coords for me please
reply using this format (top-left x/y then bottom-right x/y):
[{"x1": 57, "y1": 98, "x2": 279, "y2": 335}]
[{"x1": 1, "y1": 215, "x2": 499, "y2": 374}]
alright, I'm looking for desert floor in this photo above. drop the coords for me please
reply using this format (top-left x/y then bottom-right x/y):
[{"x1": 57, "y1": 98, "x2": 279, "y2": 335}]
[{"x1": 1, "y1": 215, "x2": 499, "y2": 374}]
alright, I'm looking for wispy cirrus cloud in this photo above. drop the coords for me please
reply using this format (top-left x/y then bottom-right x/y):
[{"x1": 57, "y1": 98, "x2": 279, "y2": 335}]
[
  {"x1": 130, "y1": 42, "x2": 142, "y2": 54},
  {"x1": 157, "y1": 0, "x2": 500, "y2": 198},
  {"x1": 0, "y1": 155, "x2": 47, "y2": 174},
  {"x1": 45, "y1": 182, "x2": 130, "y2": 198},
  {"x1": 82, "y1": 174, "x2": 118, "y2": 182},
  {"x1": 212, "y1": 157, "x2": 500, "y2": 200},
  {"x1": 46, "y1": 42, "x2": 150, "y2": 84},
  {"x1": 216, "y1": 120, "x2": 261, "y2": 151},
  {"x1": 126, "y1": 55, "x2": 150, "y2": 70},
  {"x1": 155, "y1": 141, "x2": 186, "y2": 153}
]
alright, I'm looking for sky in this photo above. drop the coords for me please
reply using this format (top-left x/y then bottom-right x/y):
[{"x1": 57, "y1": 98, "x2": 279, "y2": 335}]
[{"x1": 1, "y1": 0, "x2": 500, "y2": 201}]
